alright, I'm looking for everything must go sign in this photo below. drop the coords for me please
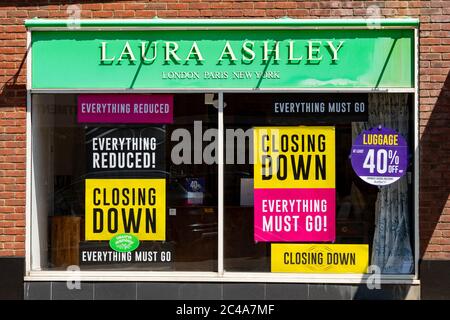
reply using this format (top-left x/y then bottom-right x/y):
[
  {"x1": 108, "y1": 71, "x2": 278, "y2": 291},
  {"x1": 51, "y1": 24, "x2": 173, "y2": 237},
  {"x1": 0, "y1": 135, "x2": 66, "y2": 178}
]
[{"x1": 253, "y1": 126, "x2": 336, "y2": 242}]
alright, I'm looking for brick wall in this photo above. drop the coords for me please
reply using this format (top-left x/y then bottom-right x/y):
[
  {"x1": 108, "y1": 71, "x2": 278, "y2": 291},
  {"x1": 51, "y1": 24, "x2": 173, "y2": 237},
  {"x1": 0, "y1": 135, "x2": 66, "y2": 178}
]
[{"x1": 0, "y1": 0, "x2": 448, "y2": 260}]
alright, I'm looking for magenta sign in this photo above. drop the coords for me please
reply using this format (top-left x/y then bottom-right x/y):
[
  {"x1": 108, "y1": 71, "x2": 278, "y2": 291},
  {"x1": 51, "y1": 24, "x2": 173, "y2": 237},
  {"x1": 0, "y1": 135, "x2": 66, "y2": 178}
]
[{"x1": 78, "y1": 94, "x2": 173, "y2": 124}]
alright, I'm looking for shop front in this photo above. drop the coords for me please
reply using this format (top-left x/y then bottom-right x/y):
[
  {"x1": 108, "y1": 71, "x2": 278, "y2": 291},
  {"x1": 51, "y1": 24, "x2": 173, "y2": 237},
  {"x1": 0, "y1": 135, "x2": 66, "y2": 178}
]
[{"x1": 24, "y1": 18, "x2": 420, "y2": 299}]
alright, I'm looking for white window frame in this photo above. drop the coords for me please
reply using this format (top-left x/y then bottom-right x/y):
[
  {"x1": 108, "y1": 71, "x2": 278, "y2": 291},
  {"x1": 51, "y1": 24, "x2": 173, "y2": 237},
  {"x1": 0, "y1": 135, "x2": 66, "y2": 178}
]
[{"x1": 24, "y1": 25, "x2": 420, "y2": 285}]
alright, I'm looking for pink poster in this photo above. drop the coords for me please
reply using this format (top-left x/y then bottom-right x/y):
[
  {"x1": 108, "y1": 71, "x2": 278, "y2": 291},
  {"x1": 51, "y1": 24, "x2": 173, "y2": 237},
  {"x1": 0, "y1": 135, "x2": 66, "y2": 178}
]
[
  {"x1": 78, "y1": 94, "x2": 173, "y2": 124},
  {"x1": 254, "y1": 188, "x2": 335, "y2": 242}
]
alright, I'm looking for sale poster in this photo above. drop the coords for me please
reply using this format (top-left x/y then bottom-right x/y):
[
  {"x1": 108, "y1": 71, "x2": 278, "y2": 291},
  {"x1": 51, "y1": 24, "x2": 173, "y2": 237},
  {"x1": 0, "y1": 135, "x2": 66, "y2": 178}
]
[
  {"x1": 253, "y1": 126, "x2": 336, "y2": 242},
  {"x1": 85, "y1": 179, "x2": 166, "y2": 241},
  {"x1": 350, "y1": 126, "x2": 407, "y2": 186},
  {"x1": 271, "y1": 244, "x2": 369, "y2": 273},
  {"x1": 85, "y1": 126, "x2": 166, "y2": 176}
]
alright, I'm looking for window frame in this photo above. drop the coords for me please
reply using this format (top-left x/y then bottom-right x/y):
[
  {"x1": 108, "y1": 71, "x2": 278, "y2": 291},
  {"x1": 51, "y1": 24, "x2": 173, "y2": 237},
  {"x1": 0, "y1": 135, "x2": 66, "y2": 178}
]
[{"x1": 24, "y1": 26, "x2": 420, "y2": 284}]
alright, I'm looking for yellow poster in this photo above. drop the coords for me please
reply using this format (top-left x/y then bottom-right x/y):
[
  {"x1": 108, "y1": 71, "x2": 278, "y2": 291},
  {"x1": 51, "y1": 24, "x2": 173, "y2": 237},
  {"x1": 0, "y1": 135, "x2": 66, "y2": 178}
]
[
  {"x1": 271, "y1": 244, "x2": 368, "y2": 273},
  {"x1": 253, "y1": 126, "x2": 335, "y2": 189},
  {"x1": 85, "y1": 179, "x2": 166, "y2": 241}
]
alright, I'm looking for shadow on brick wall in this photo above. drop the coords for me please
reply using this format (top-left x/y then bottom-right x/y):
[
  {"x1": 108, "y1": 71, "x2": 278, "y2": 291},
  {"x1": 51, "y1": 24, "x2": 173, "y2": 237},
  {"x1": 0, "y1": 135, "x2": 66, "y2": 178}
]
[
  {"x1": 419, "y1": 71, "x2": 450, "y2": 256},
  {"x1": 0, "y1": 41, "x2": 27, "y2": 108},
  {"x1": 419, "y1": 70, "x2": 450, "y2": 298}
]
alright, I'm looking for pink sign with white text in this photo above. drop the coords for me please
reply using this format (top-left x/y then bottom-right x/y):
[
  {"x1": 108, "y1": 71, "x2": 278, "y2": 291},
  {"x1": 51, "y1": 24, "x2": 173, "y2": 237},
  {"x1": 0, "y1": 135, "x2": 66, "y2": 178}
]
[
  {"x1": 78, "y1": 94, "x2": 173, "y2": 124},
  {"x1": 254, "y1": 188, "x2": 335, "y2": 242}
]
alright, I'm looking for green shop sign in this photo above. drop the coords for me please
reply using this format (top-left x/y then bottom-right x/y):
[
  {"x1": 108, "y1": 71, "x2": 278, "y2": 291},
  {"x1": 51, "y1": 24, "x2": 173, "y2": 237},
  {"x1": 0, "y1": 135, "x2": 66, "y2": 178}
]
[{"x1": 26, "y1": 19, "x2": 417, "y2": 90}]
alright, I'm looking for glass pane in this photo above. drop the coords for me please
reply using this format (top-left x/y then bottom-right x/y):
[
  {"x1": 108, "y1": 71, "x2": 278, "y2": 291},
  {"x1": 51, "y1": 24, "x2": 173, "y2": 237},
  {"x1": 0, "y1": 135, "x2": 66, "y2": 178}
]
[
  {"x1": 224, "y1": 93, "x2": 415, "y2": 274},
  {"x1": 32, "y1": 93, "x2": 218, "y2": 271}
]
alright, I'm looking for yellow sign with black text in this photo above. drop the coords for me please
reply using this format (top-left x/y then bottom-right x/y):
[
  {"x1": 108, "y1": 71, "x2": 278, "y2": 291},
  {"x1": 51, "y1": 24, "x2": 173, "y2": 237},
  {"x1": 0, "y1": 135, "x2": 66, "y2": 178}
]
[
  {"x1": 85, "y1": 179, "x2": 166, "y2": 241},
  {"x1": 271, "y1": 244, "x2": 368, "y2": 273},
  {"x1": 254, "y1": 126, "x2": 335, "y2": 189}
]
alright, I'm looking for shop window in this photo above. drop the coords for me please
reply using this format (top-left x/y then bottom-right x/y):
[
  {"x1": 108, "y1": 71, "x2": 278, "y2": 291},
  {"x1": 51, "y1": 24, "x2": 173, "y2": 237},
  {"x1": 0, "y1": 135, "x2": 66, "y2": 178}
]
[
  {"x1": 31, "y1": 93, "x2": 218, "y2": 271},
  {"x1": 224, "y1": 93, "x2": 415, "y2": 274},
  {"x1": 30, "y1": 92, "x2": 415, "y2": 276}
]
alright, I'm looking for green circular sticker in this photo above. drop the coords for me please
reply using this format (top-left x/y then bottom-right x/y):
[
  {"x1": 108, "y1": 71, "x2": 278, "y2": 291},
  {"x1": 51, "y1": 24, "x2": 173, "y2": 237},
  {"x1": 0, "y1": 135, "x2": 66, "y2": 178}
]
[{"x1": 109, "y1": 234, "x2": 140, "y2": 253}]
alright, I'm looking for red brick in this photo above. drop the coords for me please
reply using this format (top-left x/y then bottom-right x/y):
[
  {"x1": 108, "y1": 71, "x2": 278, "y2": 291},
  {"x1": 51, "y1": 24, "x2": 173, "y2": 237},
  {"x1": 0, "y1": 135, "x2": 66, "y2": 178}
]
[
  {"x1": 4, "y1": 199, "x2": 23, "y2": 206},
  {"x1": 80, "y1": 11, "x2": 93, "y2": 19},
  {"x1": 14, "y1": 192, "x2": 25, "y2": 200},
  {"x1": 222, "y1": 10, "x2": 244, "y2": 17},
  {"x1": 331, "y1": 9, "x2": 354, "y2": 16},
  {"x1": 4, "y1": 127, "x2": 23, "y2": 134},
  {"x1": 398, "y1": 8, "x2": 420, "y2": 15},
  {"x1": 210, "y1": 3, "x2": 233, "y2": 9},
  {"x1": 420, "y1": 53, "x2": 442, "y2": 60},
  {"x1": 82, "y1": 4, "x2": 102, "y2": 10},
  {"x1": 0, "y1": 221, "x2": 14, "y2": 227},
  {"x1": 167, "y1": 3, "x2": 189, "y2": 10},
  {"x1": 14, "y1": 220, "x2": 25, "y2": 227},
  {"x1": 0, "y1": 213, "x2": 22, "y2": 220},
  {"x1": 15, "y1": 177, "x2": 25, "y2": 184},
  {"x1": 421, "y1": 38, "x2": 441, "y2": 45},
  {"x1": 0, "y1": 251, "x2": 15, "y2": 256},
  {"x1": 136, "y1": 10, "x2": 157, "y2": 18},
  {"x1": 14, "y1": 207, "x2": 25, "y2": 214},
  {"x1": 7, "y1": 10, "x2": 28, "y2": 18},
  {"x1": 189, "y1": 3, "x2": 210, "y2": 10},
  {"x1": 0, "y1": 235, "x2": 15, "y2": 242},
  {"x1": 4, "y1": 184, "x2": 23, "y2": 192},
  {"x1": 3, "y1": 156, "x2": 23, "y2": 163},
  {"x1": 199, "y1": 10, "x2": 215, "y2": 17},
  {"x1": 430, "y1": 75, "x2": 448, "y2": 82},
  {"x1": 0, "y1": 208, "x2": 14, "y2": 215},
  {"x1": 2, "y1": 227, "x2": 23, "y2": 235},
  {"x1": 102, "y1": 3, "x2": 125, "y2": 10},
  {"x1": 0, "y1": 191, "x2": 15, "y2": 198},
  {"x1": 425, "y1": 244, "x2": 442, "y2": 252},
  {"x1": 92, "y1": 11, "x2": 113, "y2": 18},
  {"x1": 431, "y1": 15, "x2": 450, "y2": 22},
  {"x1": 266, "y1": 9, "x2": 286, "y2": 17},
  {"x1": 114, "y1": 10, "x2": 136, "y2": 18},
  {"x1": 14, "y1": 250, "x2": 25, "y2": 256},
  {"x1": 158, "y1": 10, "x2": 179, "y2": 17},
  {"x1": 420, "y1": 8, "x2": 443, "y2": 15},
  {"x1": 273, "y1": 2, "x2": 297, "y2": 9},
  {"x1": 311, "y1": 9, "x2": 332, "y2": 15},
  {"x1": 124, "y1": 3, "x2": 147, "y2": 10},
  {"x1": 385, "y1": 1, "x2": 410, "y2": 8},
  {"x1": 436, "y1": 238, "x2": 450, "y2": 244},
  {"x1": 287, "y1": 9, "x2": 309, "y2": 16},
  {"x1": 0, "y1": 164, "x2": 14, "y2": 170},
  {"x1": 5, "y1": 170, "x2": 24, "y2": 177},
  {"x1": 304, "y1": 2, "x2": 320, "y2": 9},
  {"x1": 255, "y1": 3, "x2": 273, "y2": 9},
  {"x1": 430, "y1": 46, "x2": 450, "y2": 53},
  {"x1": 3, "y1": 242, "x2": 23, "y2": 249},
  {"x1": 436, "y1": 223, "x2": 450, "y2": 230},
  {"x1": 244, "y1": 10, "x2": 267, "y2": 17},
  {"x1": 429, "y1": 252, "x2": 450, "y2": 259},
  {"x1": 381, "y1": 8, "x2": 398, "y2": 15},
  {"x1": 178, "y1": 10, "x2": 201, "y2": 17},
  {"x1": 147, "y1": 3, "x2": 167, "y2": 10}
]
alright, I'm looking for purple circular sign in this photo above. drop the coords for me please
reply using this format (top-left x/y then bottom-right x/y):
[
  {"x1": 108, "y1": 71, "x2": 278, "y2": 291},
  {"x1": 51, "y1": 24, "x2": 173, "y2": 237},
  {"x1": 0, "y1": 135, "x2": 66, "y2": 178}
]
[{"x1": 350, "y1": 126, "x2": 408, "y2": 186}]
